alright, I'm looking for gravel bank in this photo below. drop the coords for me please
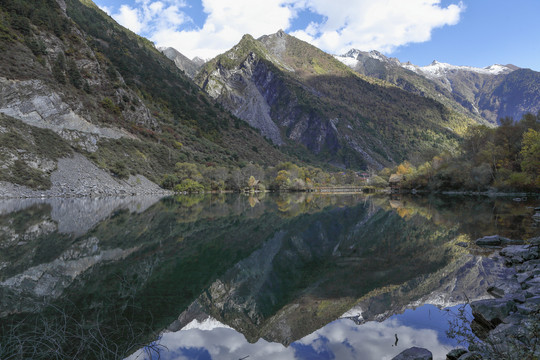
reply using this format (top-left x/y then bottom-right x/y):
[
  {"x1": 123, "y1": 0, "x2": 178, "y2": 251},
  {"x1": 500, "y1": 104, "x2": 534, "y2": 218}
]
[{"x1": 0, "y1": 153, "x2": 172, "y2": 199}]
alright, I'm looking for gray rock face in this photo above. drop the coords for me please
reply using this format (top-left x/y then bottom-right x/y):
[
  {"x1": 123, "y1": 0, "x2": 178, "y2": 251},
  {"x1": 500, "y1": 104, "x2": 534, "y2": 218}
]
[
  {"x1": 160, "y1": 47, "x2": 204, "y2": 79},
  {"x1": 202, "y1": 55, "x2": 284, "y2": 145},
  {"x1": 392, "y1": 347, "x2": 432, "y2": 360},
  {"x1": 0, "y1": 78, "x2": 123, "y2": 136}
]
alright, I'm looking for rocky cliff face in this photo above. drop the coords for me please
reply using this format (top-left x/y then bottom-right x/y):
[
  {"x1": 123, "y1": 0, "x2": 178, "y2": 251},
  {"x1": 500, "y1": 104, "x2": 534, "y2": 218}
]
[
  {"x1": 336, "y1": 50, "x2": 540, "y2": 124},
  {"x1": 196, "y1": 31, "x2": 475, "y2": 169}
]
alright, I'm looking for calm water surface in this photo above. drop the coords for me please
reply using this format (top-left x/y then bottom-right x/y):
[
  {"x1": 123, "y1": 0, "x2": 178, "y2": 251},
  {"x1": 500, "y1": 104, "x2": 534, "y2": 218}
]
[{"x1": 0, "y1": 193, "x2": 538, "y2": 360}]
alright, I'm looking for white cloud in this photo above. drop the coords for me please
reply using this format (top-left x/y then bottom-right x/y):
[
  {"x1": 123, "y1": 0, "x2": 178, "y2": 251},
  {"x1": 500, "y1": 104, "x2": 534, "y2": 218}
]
[
  {"x1": 114, "y1": 5, "x2": 144, "y2": 33},
  {"x1": 291, "y1": 0, "x2": 465, "y2": 55},
  {"x1": 105, "y1": 0, "x2": 464, "y2": 60},
  {"x1": 108, "y1": 0, "x2": 190, "y2": 37}
]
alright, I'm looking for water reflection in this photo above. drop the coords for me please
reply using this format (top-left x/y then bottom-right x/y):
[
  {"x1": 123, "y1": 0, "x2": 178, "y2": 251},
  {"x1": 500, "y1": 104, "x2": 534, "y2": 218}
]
[
  {"x1": 0, "y1": 193, "x2": 538, "y2": 359},
  {"x1": 129, "y1": 304, "x2": 463, "y2": 360}
]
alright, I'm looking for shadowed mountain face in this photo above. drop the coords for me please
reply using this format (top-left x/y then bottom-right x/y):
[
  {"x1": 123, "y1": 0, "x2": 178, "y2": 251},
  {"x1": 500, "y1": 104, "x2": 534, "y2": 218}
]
[
  {"x1": 2, "y1": 193, "x2": 537, "y2": 360},
  {"x1": 335, "y1": 50, "x2": 540, "y2": 125},
  {"x1": 196, "y1": 31, "x2": 476, "y2": 169}
]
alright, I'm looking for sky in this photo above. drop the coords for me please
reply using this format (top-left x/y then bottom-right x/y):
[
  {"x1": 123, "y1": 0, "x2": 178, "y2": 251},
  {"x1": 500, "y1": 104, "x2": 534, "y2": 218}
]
[{"x1": 94, "y1": 0, "x2": 540, "y2": 71}]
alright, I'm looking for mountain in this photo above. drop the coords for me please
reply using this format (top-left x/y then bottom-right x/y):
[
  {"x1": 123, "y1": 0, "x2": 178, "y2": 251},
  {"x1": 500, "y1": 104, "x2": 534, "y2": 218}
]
[
  {"x1": 159, "y1": 46, "x2": 204, "y2": 79},
  {"x1": 335, "y1": 50, "x2": 540, "y2": 124},
  {"x1": 0, "y1": 0, "x2": 289, "y2": 191},
  {"x1": 195, "y1": 30, "x2": 476, "y2": 169}
]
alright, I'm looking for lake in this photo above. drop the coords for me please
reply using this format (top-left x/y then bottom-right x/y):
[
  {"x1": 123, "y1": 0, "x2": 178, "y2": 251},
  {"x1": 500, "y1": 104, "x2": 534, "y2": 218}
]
[{"x1": 0, "y1": 193, "x2": 538, "y2": 360}]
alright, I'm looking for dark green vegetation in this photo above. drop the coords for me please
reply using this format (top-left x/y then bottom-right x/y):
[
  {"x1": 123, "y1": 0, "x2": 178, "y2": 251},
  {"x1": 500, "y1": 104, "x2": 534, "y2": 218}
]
[
  {"x1": 196, "y1": 31, "x2": 476, "y2": 169},
  {"x1": 0, "y1": 114, "x2": 72, "y2": 189},
  {"x1": 383, "y1": 112, "x2": 540, "y2": 191}
]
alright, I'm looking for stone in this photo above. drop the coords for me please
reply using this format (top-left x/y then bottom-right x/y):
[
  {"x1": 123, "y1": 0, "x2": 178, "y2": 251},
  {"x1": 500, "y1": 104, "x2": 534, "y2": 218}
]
[
  {"x1": 471, "y1": 298, "x2": 517, "y2": 329},
  {"x1": 446, "y1": 348, "x2": 468, "y2": 360},
  {"x1": 487, "y1": 285, "x2": 505, "y2": 298},
  {"x1": 458, "y1": 352, "x2": 483, "y2": 360},
  {"x1": 475, "y1": 235, "x2": 502, "y2": 246},
  {"x1": 517, "y1": 272, "x2": 534, "y2": 283},
  {"x1": 392, "y1": 347, "x2": 432, "y2": 360},
  {"x1": 500, "y1": 245, "x2": 531, "y2": 259}
]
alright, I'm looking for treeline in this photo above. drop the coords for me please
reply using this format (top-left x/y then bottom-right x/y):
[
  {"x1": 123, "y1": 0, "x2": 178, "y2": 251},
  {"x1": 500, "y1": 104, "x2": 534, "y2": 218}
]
[
  {"x1": 161, "y1": 162, "x2": 363, "y2": 193},
  {"x1": 378, "y1": 112, "x2": 540, "y2": 192}
]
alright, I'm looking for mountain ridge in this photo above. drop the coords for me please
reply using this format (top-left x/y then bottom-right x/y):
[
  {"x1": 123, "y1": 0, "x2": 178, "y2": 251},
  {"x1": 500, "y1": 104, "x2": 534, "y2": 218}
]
[
  {"x1": 335, "y1": 48, "x2": 540, "y2": 125},
  {"x1": 195, "y1": 30, "x2": 476, "y2": 169}
]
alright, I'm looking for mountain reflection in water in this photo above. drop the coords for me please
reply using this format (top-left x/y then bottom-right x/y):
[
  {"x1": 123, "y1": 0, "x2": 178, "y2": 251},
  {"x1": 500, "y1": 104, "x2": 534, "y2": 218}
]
[{"x1": 0, "y1": 193, "x2": 538, "y2": 359}]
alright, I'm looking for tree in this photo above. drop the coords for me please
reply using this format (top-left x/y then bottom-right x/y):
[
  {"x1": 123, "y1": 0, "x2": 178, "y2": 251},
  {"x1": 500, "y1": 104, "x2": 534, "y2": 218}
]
[
  {"x1": 175, "y1": 162, "x2": 203, "y2": 183},
  {"x1": 521, "y1": 128, "x2": 540, "y2": 181},
  {"x1": 67, "y1": 58, "x2": 82, "y2": 88},
  {"x1": 52, "y1": 52, "x2": 66, "y2": 84}
]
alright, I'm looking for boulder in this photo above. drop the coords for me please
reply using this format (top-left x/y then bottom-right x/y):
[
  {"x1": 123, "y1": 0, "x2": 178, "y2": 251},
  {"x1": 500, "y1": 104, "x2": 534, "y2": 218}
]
[
  {"x1": 471, "y1": 298, "x2": 517, "y2": 332},
  {"x1": 392, "y1": 347, "x2": 432, "y2": 360},
  {"x1": 446, "y1": 348, "x2": 468, "y2": 360}
]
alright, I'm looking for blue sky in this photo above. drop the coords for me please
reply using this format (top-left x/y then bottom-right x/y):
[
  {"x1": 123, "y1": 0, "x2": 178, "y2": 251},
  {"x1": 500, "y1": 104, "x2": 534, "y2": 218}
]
[{"x1": 95, "y1": 0, "x2": 540, "y2": 70}]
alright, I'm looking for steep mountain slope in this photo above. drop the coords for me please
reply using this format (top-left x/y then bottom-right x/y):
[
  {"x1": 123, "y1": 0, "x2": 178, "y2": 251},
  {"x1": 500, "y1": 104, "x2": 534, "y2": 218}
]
[
  {"x1": 336, "y1": 50, "x2": 540, "y2": 125},
  {"x1": 159, "y1": 46, "x2": 204, "y2": 79},
  {"x1": 196, "y1": 31, "x2": 476, "y2": 169},
  {"x1": 0, "y1": 0, "x2": 288, "y2": 190}
]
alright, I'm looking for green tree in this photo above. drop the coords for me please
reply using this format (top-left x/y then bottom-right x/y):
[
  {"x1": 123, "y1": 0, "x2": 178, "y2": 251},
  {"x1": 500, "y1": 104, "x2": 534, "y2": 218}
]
[
  {"x1": 67, "y1": 58, "x2": 82, "y2": 88},
  {"x1": 52, "y1": 52, "x2": 66, "y2": 84},
  {"x1": 175, "y1": 162, "x2": 203, "y2": 183},
  {"x1": 521, "y1": 128, "x2": 540, "y2": 183}
]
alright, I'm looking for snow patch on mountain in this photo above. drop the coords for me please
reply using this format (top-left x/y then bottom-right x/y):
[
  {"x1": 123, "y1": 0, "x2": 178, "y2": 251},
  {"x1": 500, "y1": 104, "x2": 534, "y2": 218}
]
[
  {"x1": 403, "y1": 60, "x2": 513, "y2": 78},
  {"x1": 335, "y1": 48, "x2": 514, "y2": 79}
]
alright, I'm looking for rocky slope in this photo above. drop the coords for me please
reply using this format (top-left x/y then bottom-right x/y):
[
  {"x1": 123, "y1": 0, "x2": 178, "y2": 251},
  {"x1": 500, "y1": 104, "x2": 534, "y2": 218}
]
[
  {"x1": 196, "y1": 30, "x2": 476, "y2": 169},
  {"x1": 336, "y1": 50, "x2": 540, "y2": 125},
  {"x1": 0, "y1": 0, "x2": 289, "y2": 194}
]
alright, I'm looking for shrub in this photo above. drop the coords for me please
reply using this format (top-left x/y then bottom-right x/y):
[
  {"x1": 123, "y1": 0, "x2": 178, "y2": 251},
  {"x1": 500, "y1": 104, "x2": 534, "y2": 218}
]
[{"x1": 174, "y1": 179, "x2": 204, "y2": 193}]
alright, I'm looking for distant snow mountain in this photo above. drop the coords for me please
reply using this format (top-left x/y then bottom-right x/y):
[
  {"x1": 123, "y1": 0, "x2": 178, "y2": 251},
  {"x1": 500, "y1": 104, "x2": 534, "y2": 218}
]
[
  {"x1": 335, "y1": 50, "x2": 539, "y2": 124},
  {"x1": 402, "y1": 60, "x2": 514, "y2": 78}
]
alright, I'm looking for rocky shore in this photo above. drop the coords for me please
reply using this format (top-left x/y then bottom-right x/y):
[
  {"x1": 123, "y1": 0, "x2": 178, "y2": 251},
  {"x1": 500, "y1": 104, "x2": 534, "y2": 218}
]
[
  {"x1": 0, "y1": 153, "x2": 172, "y2": 199},
  {"x1": 393, "y1": 234, "x2": 540, "y2": 360}
]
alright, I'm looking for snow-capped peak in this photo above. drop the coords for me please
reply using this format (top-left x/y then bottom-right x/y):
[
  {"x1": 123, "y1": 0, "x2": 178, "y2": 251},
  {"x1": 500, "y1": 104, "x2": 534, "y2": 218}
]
[
  {"x1": 403, "y1": 60, "x2": 513, "y2": 78},
  {"x1": 344, "y1": 49, "x2": 362, "y2": 59}
]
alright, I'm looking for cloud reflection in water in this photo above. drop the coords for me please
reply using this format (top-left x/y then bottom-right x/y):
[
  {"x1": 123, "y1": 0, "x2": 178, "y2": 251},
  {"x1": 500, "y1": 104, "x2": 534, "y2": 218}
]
[{"x1": 128, "y1": 304, "x2": 460, "y2": 360}]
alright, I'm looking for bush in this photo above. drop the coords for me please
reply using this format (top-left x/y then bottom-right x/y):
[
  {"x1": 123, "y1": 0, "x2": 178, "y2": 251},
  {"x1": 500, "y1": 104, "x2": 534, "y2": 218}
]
[{"x1": 174, "y1": 179, "x2": 204, "y2": 193}]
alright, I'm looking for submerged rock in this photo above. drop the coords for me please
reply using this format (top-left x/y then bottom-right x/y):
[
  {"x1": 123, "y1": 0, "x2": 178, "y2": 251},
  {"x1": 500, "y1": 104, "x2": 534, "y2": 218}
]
[
  {"x1": 392, "y1": 347, "x2": 432, "y2": 360},
  {"x1": 475, "y1": 235, "x2": 521, "y2": 247}
]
